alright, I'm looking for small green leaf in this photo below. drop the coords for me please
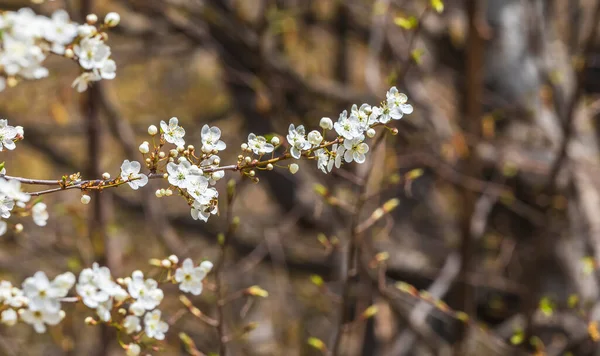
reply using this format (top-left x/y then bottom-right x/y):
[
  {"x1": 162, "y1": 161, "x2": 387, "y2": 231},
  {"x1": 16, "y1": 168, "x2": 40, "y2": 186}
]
[
  {"x1": 539, "y1": 297, "x2": 554, "y2": 317},
  {"x1": 411, "y1": 48, "x2": 425, "y2": 65},
  {"x1": 431, "y1": 0, "x2": 444, "y2": 13},
  {"x1": 310, "y1": 275, "x2": 324, "y2": 287},
  {"x1": 394, "y1": 16, "x2": 418, "y2": 30},
  {"x1": 307, "y1": 337, "x2": 326, "y2": 351},
  {"x1": 510, "y1": 330, "x2": 524, "y2": 345}
]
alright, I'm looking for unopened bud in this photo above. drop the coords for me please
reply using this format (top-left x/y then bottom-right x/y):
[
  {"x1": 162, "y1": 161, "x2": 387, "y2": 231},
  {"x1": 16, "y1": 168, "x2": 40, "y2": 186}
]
[
  {"x1": 102, "y1": 172, "x2": 110, "y2": 180},
  {"x1": 248, "y1": 170, "x2": 255, "y2": 177},
  {"x1": 81, "y1": 194, "x2": 91, "y2": 205},
  {"x1": 213, "y1": 158, "x2": 220, "y2": 165},
  {"x1": 241, "y1": 143, "x2": 248, "y2": 151},
  {"x1": 86, "y1": 14, "x2": 98, "y2": 25},
  {"x1": 187, "y1": 145, "x2": 194, "y2": 151},
  {"x1": 391, "y1": 128, "x2": 399, "y2": 135},
  {"x1": 104, "y1": 12, "x2": 120, "y2": 27},
  {"x1": 246, "y1": 285, "x2": 269, "y2": 297},
  {"x1": 84, "y1": 316, "x2": 97, "y2": 325},
  {"x1": 155, "y1": 189, "x2": 163, "y2": 198},
  {"x1": 148, "y1": 258, "x2": 162, "y2": 267},
  {"x1": 168, "y1": 255, "x2": 179, "y2": 264},
  {"x1": 319, "y1": 117, "x2": 333, "y2": 130},
  {"x1": 289, "y1": 163, "x2": 299, "y2": 174},
  {"x1": 177, "y1": 146, "x2": 185, "y2": 152},
  {"x1": 145, "y1": 158, "x2": 151, "y2": 164},
  {"x1": 64, "y1": 48, "x2": 74, "y2": 59},
  {"x1": 161, "y1": 259, "x2": 172, "y2": 268},
  {"x1": 271, "y1": 136, "x2": 280, "y2": 146},
  {"x1": 366, "y1": 128, "x2": 376, "y2": 138},
  {"x1": 169, "y1": 149, "x2": 178, "y2": 157},
  {"x1": 14, "y1": 223, "x2": 23, "y2": 233},
  {"x1": 118, "y1": 308, "x2": 127, "y2": 315},
  {"x1": 244, "y1": 156, "x2": 252, "y2": 164},
  {"x1": 165, "y1": 189, "x2": 173, "y2": 197},
  {"x1": 266, "y1": 163, "x2": 274, "y2": 170},
  {"x1": 138, "y1": 142, "x2": 149, "y2": 154}
]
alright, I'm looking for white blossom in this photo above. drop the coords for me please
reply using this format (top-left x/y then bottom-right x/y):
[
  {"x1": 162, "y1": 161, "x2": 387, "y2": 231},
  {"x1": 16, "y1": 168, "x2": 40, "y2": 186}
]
[
  {"x1": 43, "y1": 10, "x2": 77, "y2": 54},
  {"x1": 22, "y1": 271, "x2": 73, "y2": 313},
  {"x1": 127, "y1": 271, "x2": 163, "y2": 312},
  {"x1": 120, "y1": 160, "x2": 148, "y2": 190},
  {"x1": 334, "y1": 110, "x2": 361, "y2": 140},
  {"x1": 144, "y1": 309, "x2": 169, "y2": 340},
  {"x1": 32, "y1": 202, "x2": 49, "y2": 226},
  {"x1": 343, "y1": 136, "x2": 369, "y2": 164},
  {"x1": 190, "y1": 187, "x2": 218, "y2": 222},
  {"x1": 160, "y1": 117, "x2": 186, "y2": 147},
  {"x1": 286, "y1": 124, "x2": 311, "y2": 159},
  {"x1": 381, "y1": 87, "x2": 413, "y2": 122},
  {"x1": 201, "y1": 125, "x2": 226, "y2": 153},
  {"x1": 123, "y1": 315, "x2": 141, "y2": 334},
  {"x1": 167, "y1": 160, "x2": 202, "y2": 189},
  {"x1": 174, "y1": 258, "x2": 212, "y2": 295},
  {"x1": 0, "y1": 120, "x2": 17, "y2": 151},
  {"x1": 247, "y1": 133, "x2": 274, "y2": 155},
  {"x1": 20, "y1": 305, "x2": 65, "y2": 333},
  {"x1": 71, "y1": 71, "x2": 101, "y2": 92},
  {"x1": 73, "y1": 35, "x2": 110, "y2": 70}
]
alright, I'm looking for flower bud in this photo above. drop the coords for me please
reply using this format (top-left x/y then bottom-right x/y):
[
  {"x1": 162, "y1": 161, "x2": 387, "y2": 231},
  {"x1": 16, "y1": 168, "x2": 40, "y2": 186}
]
[
  {"x1": 213, "y1": 158, "x2": 220, "y2": 165},
  {"x1": 366, "y1": 128, "x2": 376, "y2": 138},
  {"x1": 139, "y1": 141, "x2": 150, "y2": 154},
  {"x1": 168, "y1": 255, "x2": 179, "y2": 264},
  {"x1": 81, "y1": 194, "x2": 91, "y2": 205},
  {"x1": 14, "y1": 223, "x2": 23, "y2": 233},
  {"x1": 86, "y1": 14, "x2": 98, "y2": 25},
  {"x1": 244, "y1": 156, "x2": 252, "y2": 164},
  {"x1": 158, "y1": 151, "x2": 166, "y2": 159},
  {"x1": 165, "y1": 189, "x2": 173, "y2": 197},
  {"x1": 320, "y1": 117, "x2": 333, "y2": 130},
  {"x1": 169, "y1": 149, "x2": 178, "y2": 157},
  {"x1": 289, "y1": 163, "x2": 299, "y2": 174},
  {"x1": 102, "y1": 172, "x2": 110, "y2": 180},
  {"x1": 307, "y1": 130, "x2": 323, "y2": 146},
  {"x1": 147, "y1": 125, "x2": 157, "y2": 136},
  {"x1": 187, "y1": 145, "x2": 194, "y2": 151},
  {"x1": 161, "y1": 259, "x2": 172, "y2": 268},
  {"x1": 84, "y1": 316, "x2": 97, "y2": 325},
  {"x1": 64, "y1": 48, "x2": 74, "y2": 59},
  {"x1": 271, "y1": 136, "x2": 280, "y2": 146},
  {"x1": 266, "y1": 163, "x2": 274, "y2": 170},
  {"x1": 155, "y1": 189, "x2": 163, "y2": 198},
  {"x1": 248, "y1": 170, "x2": 255, "y2": 177},
  {"x1": 104, "y1": 12, "x2": 120, "y2": 27},
  {"x1": 241, "y1": 143, "x2": 248, "y2": 151}
]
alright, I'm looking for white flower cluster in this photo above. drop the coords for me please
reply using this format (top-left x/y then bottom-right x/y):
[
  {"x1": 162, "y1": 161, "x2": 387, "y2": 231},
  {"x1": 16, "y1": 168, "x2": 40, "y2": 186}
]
[
  {"x1": 0, "y1": 8, "x2": 120, "y2": 92},
  {"x1": 156, "y1": 118, "x2": 225, "y2": 222},
  {"x1": 0, "y1": 255, "x2": 211, "y2": 354},
  {"x1": 285, "y1": 86, "x2": 413, "y2": 174},
  {"x1": 0, "y1": 271, "x2": 75, "y2": 333}
]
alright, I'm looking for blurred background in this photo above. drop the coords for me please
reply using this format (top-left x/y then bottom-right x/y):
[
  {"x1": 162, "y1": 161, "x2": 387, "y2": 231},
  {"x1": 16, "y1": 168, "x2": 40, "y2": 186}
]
[{"x1": 2, "y1": 0, "x2": 600, "y2": 355}]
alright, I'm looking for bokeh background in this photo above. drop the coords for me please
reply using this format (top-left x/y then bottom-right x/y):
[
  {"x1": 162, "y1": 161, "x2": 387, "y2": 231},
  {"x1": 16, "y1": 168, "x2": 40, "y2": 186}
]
[{"x1": 2, "y1": 0, "x2": 600, "y2": 355}]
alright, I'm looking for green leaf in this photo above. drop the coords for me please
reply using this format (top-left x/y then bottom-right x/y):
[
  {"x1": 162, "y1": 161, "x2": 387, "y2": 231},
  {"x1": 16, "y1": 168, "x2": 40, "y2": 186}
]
[
  {"x1": 411, "y1": 48, "x2": 425, "y2": 65},
  {"x1": 539, "y1": 297, "x2": 554, "y2": 317},
  {"x1": 394, "y1": 16, "x2": 418, "y2": 30},
  {"x1": 431, "y1": 0, "x2": 444, "y2": 13}
]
